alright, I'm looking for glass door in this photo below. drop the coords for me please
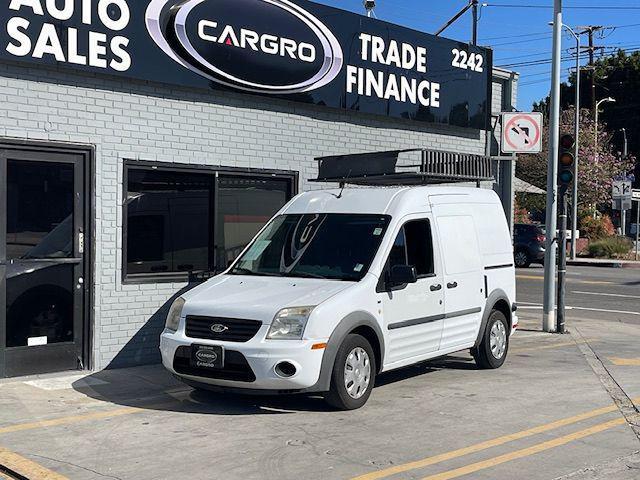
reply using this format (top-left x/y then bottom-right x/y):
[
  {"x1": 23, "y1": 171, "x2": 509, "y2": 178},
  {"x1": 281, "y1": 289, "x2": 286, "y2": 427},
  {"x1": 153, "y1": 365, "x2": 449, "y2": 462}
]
[{"x1": 0, "y1": 148, "x2": 86, "y2": 377}]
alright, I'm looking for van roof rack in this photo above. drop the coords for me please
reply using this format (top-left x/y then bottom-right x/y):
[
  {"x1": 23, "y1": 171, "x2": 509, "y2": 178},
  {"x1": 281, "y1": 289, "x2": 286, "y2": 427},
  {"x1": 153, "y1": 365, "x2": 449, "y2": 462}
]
[{"x1": 311, "y1": 149, "x2": 495, "y2": 186}]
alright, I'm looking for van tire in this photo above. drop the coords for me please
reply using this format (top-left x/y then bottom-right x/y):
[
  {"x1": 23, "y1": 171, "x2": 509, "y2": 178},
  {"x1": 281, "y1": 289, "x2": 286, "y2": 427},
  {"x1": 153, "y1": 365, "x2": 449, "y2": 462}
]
[
  {"x1": 473, "y1": 310, "x2": 509, "y2": 369},
  {"x1": 324, "y1": 334, "x2": 376, "y2": 410}
]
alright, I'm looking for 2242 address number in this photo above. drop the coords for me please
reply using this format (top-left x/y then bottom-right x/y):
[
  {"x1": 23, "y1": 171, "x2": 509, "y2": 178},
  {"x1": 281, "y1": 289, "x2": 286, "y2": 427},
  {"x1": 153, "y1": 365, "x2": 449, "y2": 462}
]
[{"x1": 451, "y1": 49, "x2": 484, "y2": 73}]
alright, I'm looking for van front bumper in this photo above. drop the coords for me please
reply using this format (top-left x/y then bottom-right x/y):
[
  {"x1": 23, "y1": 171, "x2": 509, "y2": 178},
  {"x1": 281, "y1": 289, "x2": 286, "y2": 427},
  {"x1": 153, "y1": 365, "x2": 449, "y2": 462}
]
[{"x1": 160, "y1": 327, "x2": 327, "y2": 392}]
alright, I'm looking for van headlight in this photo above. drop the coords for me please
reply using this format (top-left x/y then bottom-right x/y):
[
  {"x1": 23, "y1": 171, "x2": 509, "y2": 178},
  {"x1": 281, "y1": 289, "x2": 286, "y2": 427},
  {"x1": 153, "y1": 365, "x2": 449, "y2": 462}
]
[
  {"x1": 267, "y1": 306, "x2": 315, "y2": 340},
  {"x1": 165, "y1": 297, "x2": 185, "y2": 332}
]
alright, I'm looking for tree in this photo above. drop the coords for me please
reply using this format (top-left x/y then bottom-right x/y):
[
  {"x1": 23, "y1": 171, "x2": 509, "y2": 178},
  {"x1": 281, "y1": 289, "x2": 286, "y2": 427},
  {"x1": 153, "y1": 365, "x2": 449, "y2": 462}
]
[
  {"x1": 517, "y1": 107, "x2": 635, "y2": 214},
  {"x1": 535, "y1": 50, "x2": 640, "y2": 185}
]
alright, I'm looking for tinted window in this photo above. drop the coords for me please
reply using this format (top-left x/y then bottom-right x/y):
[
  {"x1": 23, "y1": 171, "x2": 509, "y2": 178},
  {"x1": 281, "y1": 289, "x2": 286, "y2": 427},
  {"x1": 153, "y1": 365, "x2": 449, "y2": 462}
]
[
  {"x1": 232, "y1": 214, "x2": 390, "y2": 281},
  {"x1": 387, "y1": 220, "x2": 435, "y2": 277},
  {"x1": 126, "y1": 169, "x2": 212, "y2": 275},
  {"x1": 216, "y1": 176, "x2": 291, "y2": 269},
  {"x1": 6, "y1": 160, "x2": 74, "y2": 260},
  {"x1": 124, "y1": 166, "x2": 295, "y2": 280}
]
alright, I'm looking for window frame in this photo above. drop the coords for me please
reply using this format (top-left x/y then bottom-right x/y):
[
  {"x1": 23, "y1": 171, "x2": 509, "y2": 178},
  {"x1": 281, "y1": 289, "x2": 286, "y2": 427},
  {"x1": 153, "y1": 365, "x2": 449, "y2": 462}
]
[
  {"x1": 122, "y1": 160, "x2": 298, "y2": 284},
  {"x1": 378, "y1": 218, "x2": 437, "y2": 292}
]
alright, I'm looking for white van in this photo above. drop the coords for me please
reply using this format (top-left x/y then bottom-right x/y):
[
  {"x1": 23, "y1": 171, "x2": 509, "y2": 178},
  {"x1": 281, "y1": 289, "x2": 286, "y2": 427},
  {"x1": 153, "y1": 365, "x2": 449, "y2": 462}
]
[{"x1": 160, "y1": 185, "x2": 517, "y2": 409}]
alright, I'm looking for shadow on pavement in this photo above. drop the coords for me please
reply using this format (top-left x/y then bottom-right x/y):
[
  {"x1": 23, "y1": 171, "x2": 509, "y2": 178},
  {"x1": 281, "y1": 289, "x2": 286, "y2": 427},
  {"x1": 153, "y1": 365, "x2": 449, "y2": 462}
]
[{"x1": 71, "y1": 355, "x2": 477, "y2": 415}]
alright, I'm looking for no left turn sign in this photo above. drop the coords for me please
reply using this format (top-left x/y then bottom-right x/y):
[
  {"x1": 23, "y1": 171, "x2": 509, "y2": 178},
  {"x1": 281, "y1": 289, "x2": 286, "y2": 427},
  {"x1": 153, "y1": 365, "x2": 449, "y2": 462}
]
[{"x1": 501, "y1": 112, "x2": 543, "y2": 154}]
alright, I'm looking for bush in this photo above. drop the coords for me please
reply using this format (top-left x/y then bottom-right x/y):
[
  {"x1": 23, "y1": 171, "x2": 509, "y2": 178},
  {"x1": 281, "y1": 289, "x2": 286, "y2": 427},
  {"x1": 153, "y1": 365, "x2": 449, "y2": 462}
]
[
  {"x1": 580, "y1": 215, "x2": 615, "y2": 240},
  {"x1": 587, "y1": 236, "x2": 633, "y2": 258}
]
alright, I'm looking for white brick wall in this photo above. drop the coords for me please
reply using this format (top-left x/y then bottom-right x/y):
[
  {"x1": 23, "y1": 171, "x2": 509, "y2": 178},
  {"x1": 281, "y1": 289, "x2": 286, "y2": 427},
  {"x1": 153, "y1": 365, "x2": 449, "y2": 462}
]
[{"x1": 0, "y1": 61, "x2": 510, "y2": 369}]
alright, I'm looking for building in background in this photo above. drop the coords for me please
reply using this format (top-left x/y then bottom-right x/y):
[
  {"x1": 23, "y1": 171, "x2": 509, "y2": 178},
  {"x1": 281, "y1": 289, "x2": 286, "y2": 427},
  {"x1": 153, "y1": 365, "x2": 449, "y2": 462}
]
[{"x1": 0, "y1": 0, "x2": 517, "y2": 377}]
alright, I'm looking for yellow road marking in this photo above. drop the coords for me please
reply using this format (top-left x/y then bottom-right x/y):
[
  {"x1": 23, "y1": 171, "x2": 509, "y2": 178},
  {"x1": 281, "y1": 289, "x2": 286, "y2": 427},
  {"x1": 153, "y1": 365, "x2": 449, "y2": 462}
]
[
  {"x1": 352, "y1": 397, "x2": 640, "y2": 480},
  {"x1": 511, "y1": 339, "x2": 594, "y2": 354},
  {"x1": 420, "y1": 418, "x2": 627, "y2": 480},
  {"x1": 608, "y1": 357, "x2": 640, "y2": 366},
  {"x1": 0, "y1": 407, "x2": 140, "y2": 436},
  {"x1": 0, "y1": 447, "x2": 69, "y2": 479}
]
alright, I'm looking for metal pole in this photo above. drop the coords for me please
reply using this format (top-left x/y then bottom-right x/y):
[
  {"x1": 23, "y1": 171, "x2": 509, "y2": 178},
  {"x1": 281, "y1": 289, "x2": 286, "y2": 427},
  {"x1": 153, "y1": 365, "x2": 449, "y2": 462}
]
[
  {"x1": 543, "y1": 0, "x2": 563, "y2": 333},
  {"x1": 472, "y1": 0, "x2": 479, "y2": 45},
  {"x1": 436, "y1": 1, "x2": 474, "y2": 36},
  {"x1": 636, "y1": 201, "x2": 639, "y2": 260},
  {"x1": 557, "y1": 185, "x2": 568, "y2": 334},
  {"x1": 622, "y1": 129, "x2": 628, "y2": 236},
  {"x1": 570, "y1": 28, "x2": 580, "y2": 260}
]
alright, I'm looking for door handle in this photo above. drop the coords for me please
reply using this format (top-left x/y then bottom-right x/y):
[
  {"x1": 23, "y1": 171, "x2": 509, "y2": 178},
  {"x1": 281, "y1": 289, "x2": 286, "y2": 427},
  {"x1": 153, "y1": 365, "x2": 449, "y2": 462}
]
[
  {"x1": 447, "y1": 282, "x2": 458, "y2": 289},
  {"x1": 430, "y1": 284, "x2": 442, "y2": 292}
]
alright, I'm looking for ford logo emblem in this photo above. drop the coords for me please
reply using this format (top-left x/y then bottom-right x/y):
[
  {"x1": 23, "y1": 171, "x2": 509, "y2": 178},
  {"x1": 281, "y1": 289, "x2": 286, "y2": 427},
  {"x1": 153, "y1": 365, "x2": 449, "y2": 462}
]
[
  {"x1": 145, "y1": 0, "x2": 344, "y2": 94},
  {"x1": 210, "y1": 324, "x2": 229, "y2": 334},
  {"x1": 195, "y1": 350, "x2": 218, "y2": 362}
]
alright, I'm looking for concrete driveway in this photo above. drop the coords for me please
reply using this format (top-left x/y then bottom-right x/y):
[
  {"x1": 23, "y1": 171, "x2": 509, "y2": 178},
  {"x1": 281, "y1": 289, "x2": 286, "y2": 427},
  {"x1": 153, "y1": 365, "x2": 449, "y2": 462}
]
[{"x1": 0, "y1": 265, "x2": 639, "y2": 480}]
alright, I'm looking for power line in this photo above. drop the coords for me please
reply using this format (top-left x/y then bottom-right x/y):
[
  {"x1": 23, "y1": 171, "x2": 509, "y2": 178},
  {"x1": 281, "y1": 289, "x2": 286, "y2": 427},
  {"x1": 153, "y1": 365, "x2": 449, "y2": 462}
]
[{"x1": 484, "y1": 4, "x2": 640, "y2": 10}]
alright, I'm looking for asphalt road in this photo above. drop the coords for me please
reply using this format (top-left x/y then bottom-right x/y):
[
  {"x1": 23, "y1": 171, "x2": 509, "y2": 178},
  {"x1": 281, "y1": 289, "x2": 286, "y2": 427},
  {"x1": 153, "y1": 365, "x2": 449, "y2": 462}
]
[{"x1": 516, "y1": 265, "x2": 640, "y2": 325}]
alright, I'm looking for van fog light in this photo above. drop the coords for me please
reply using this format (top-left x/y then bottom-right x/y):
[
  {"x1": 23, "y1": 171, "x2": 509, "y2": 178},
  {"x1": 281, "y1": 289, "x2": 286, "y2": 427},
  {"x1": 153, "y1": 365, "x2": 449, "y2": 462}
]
[{"x1": 275, "y1": 361, "x2": 297, "y2": 378}]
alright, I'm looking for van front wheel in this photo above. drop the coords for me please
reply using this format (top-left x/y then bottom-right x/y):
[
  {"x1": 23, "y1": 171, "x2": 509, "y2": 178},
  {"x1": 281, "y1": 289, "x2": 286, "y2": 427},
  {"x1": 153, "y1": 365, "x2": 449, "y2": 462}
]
[
  {"x1": 325, "y1": 334, "x2": 376, "y2": 410},
  {"x1": 472, "y1": 310, "x2": 509, "y2": 369}
]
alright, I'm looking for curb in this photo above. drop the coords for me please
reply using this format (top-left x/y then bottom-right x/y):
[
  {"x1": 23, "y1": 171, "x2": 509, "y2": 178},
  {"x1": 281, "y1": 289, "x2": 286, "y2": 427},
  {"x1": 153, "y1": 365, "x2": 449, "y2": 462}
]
[{"x1": 567, "y1": 260, "x2": 640, "y2": 269}]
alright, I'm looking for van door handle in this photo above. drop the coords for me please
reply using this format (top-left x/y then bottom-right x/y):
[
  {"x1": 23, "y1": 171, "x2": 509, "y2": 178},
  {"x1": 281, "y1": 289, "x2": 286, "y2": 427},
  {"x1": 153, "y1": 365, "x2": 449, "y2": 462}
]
[
  {"x1": 430, "y1": 284, "x2": 442, "y2": 292},
  {"x1": 447, "y1": 282, "x2": 458, "y2": 289}
]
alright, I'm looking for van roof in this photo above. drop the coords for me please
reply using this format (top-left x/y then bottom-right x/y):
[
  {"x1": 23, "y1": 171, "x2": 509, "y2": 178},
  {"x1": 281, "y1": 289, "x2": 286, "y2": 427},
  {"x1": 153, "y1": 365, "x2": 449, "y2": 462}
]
[{"x1": 283, "y1": 185, "x2": 501, "y2": 216}]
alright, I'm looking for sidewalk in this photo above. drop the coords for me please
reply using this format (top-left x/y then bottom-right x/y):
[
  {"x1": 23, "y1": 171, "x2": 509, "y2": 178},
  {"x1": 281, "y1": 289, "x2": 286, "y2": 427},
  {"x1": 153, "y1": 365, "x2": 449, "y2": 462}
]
[{"x1": 568, "y1": 258, "x2": 640, "y2": 269}]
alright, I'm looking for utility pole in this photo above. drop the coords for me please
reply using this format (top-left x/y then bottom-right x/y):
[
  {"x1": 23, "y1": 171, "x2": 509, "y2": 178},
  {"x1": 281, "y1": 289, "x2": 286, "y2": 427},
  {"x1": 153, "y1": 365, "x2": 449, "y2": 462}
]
[
  {"x1": 472, "y1": 0, "x2": 479, "y2": 45},
  {"x1": 543, "y1": 0, "x2": 563, "y2": 333},
  {"x1": 577, "y1": 26, "x2": 605, "y2": 112},
  {"x1": 621, "y1": 129, "x2": 628, "y2": 235}
]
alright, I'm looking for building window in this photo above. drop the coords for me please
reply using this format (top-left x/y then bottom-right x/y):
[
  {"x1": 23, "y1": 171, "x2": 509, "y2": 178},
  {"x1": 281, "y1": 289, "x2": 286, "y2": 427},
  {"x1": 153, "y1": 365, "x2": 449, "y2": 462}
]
[
  {"x1": 124, "y1": 163, "x2": 296, "y2": 282},
  {"x1": 216, "y1": 176, "x2": 293, "y2": 269}
]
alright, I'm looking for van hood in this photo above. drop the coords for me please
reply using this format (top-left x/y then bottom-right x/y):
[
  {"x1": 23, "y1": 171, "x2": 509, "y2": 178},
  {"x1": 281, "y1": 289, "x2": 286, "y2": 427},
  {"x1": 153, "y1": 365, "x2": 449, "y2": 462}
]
[{"x1": 182, "y1": 274, "x2": 352, "y2": 324}]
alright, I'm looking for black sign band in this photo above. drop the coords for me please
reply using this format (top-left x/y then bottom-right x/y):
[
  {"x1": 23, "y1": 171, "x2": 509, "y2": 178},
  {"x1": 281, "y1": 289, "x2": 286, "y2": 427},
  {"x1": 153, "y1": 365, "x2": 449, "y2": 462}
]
[{"x1": 1, "y1": 0, "x2": 492, "y2": 129}]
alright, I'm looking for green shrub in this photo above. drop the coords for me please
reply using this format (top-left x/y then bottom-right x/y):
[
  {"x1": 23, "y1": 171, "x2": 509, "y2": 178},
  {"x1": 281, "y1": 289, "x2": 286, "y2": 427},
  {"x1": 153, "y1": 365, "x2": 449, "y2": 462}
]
[
  {"x1": 580, "y1": 215, "x2": 615, "y2": 240},
  {"x1": 587, "y1": 236, "x2": 633, "y2": 258}
]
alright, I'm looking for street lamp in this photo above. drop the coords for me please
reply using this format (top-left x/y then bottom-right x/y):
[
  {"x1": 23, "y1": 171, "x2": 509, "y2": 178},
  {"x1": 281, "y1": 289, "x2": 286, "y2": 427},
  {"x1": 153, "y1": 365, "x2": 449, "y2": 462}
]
[{"x1": 594, "y1": 97, "x2": 615, "y2": 160}]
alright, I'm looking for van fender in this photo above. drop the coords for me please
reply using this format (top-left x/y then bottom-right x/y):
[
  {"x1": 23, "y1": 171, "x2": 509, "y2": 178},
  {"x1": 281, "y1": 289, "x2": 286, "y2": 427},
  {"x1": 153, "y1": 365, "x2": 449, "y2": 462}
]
[
  {"x1": 474, "y1": 289, "x2": 511, "y2": 348},
  {"x1": 309, "y1": 311, "x2": 385, "y2": 393}
]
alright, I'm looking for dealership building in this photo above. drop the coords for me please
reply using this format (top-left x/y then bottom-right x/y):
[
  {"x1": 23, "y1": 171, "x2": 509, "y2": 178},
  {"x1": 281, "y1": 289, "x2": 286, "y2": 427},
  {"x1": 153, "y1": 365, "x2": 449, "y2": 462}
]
[{"x1": 0, "y1": 0, "x2": 518, "y2": 378}]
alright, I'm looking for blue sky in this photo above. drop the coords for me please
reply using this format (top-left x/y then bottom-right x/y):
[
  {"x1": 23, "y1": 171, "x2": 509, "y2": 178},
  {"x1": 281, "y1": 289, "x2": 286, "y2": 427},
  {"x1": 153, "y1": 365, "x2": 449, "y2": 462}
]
[{"x1": 314, "y1": 0, "x2": 640, "y2": 109}]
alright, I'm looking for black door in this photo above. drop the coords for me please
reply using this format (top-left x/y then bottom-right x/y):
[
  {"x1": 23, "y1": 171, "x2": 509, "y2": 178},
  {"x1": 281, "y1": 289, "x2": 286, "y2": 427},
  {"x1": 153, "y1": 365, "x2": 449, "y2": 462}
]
[{"x1": 0, "y1": 146, "x2": 88, "y2": 377}]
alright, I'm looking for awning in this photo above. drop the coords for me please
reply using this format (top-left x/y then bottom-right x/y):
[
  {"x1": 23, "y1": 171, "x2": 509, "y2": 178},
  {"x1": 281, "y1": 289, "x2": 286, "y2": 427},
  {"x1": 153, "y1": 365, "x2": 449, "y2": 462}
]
[{"x1": 515, "y1": 177, "x2": 546, "y2": 194}]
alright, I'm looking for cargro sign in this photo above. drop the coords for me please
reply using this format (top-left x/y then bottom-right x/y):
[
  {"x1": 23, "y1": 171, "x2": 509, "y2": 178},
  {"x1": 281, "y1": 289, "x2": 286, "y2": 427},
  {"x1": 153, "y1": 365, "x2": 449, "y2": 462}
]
[{"x1": 1, "y1": 0, "x2": 493, "y2": 128}]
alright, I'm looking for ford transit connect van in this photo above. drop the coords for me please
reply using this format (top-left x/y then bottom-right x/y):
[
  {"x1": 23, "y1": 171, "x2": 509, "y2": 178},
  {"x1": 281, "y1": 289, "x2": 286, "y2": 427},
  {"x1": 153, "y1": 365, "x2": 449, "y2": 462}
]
[{"x1": 160, "y1": 186, "x2": 517, "y2": 409}]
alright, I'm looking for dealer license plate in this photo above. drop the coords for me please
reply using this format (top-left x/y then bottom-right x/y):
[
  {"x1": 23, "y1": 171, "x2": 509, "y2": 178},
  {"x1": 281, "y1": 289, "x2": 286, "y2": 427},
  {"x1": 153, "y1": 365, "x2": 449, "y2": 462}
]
[{"x1": 191, "y1": 344, "x2": 224, "y2": 369}]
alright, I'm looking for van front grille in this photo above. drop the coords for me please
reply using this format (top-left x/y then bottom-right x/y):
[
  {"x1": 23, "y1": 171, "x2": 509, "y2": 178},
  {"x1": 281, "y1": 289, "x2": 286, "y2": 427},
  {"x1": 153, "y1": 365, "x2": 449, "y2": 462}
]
[{"x1": 185, "y1": 316, "x2": 262, "y2": 342}]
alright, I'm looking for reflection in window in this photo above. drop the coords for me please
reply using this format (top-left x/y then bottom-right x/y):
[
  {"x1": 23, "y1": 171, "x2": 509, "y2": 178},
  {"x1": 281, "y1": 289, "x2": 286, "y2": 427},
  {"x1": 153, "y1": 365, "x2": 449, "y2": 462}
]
[
  {"x1": 124, "y1": 167, "x2": 295, "y2": 279},
  {"x1": 126, "y1": 170, "x2": 212, "y2": 275},
  {"x1": 216, "y1": 176, "x2": 291, "y2": 269},
  {"x1": 6, "y1": 160, "x2": 74, "y2": 260},
  {"x1": 388, "y1": 220, "x2": 435, "y2": 277}
]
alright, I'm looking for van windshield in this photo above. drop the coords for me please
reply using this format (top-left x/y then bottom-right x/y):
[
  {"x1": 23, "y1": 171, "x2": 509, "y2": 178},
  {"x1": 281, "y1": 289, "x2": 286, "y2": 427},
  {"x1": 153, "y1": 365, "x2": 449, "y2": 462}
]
[{"x1": 230, "y1": 214, "x2": 390, "y2": 281}]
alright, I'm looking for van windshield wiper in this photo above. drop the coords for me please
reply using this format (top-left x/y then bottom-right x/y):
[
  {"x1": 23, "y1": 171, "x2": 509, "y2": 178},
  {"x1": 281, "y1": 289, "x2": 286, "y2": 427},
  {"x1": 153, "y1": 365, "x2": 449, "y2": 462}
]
[
  {"x1": 230, "y1": 268, "x2": 281, "y2": 277},
  {"x1": 286, "y1": 271, "x2": 329, "y2": 279}
]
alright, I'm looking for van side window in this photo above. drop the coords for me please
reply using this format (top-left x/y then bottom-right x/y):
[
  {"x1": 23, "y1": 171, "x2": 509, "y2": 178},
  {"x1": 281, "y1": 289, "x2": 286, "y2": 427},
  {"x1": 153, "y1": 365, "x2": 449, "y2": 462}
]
[{"x1": 388, "y1": 220, "x2": 435, "y2": 277}]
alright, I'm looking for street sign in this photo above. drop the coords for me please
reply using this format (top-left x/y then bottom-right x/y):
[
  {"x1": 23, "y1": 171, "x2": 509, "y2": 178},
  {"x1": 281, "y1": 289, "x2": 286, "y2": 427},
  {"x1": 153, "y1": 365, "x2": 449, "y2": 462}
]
[
  {"x1": 612, "y1": 180, "x2": 632, "y2": 200},
  {"x1": 501, "y1": 112, "x2": 544, "y2": 154},
  {"x1": 633, "y1": 189, "x2": 640, "y2": 201},
  {"x1": 612, "y1": 198, "x2": 633, "y2": 211}
]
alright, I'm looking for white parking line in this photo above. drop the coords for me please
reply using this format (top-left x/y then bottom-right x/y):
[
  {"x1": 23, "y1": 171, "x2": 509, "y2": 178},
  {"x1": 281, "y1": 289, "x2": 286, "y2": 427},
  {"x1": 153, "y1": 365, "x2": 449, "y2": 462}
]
[
  {"x1": 517, "y1": 302, "x2": 639, "y2": 316},
  {"x1": 572, "y1": 291, "x2": 640, "y2": 300}
]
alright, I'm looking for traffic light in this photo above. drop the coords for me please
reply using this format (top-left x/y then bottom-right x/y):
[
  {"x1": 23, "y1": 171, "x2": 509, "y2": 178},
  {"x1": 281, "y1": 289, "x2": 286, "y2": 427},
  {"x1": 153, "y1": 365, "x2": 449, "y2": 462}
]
[{"x1": 558, "y1": 134, "x2": 575, "y2": 186}]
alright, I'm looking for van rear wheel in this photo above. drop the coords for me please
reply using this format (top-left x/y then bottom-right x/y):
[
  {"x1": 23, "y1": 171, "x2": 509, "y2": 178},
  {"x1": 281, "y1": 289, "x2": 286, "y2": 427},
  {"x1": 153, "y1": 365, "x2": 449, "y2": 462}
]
[
  {"x1": 472, "y1": 310, "x2": 509, "y2": 369},
  {"x1": 325, "y1": 334, "x2": 376, "y2": 410}
]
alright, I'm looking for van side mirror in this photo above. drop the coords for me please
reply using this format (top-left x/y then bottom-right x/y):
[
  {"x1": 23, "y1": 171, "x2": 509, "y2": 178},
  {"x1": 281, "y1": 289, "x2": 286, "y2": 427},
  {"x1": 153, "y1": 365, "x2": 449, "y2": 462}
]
[{"x1": 387, "y1": 265, "x2": 418, "y2": 288}]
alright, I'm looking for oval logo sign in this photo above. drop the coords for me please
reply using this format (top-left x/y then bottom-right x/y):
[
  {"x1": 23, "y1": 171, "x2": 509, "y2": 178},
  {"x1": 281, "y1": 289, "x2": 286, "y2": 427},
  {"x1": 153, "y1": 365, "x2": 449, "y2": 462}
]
[
  {"x1": 195, "y1": 350, "x2": 218, "y2": 363},
  {"x1": 210, "y1": 324, "x2": 229, "y2": 334},
  {"x1": 146, "y1": 0, "x2": 344, "y2": 94}
]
